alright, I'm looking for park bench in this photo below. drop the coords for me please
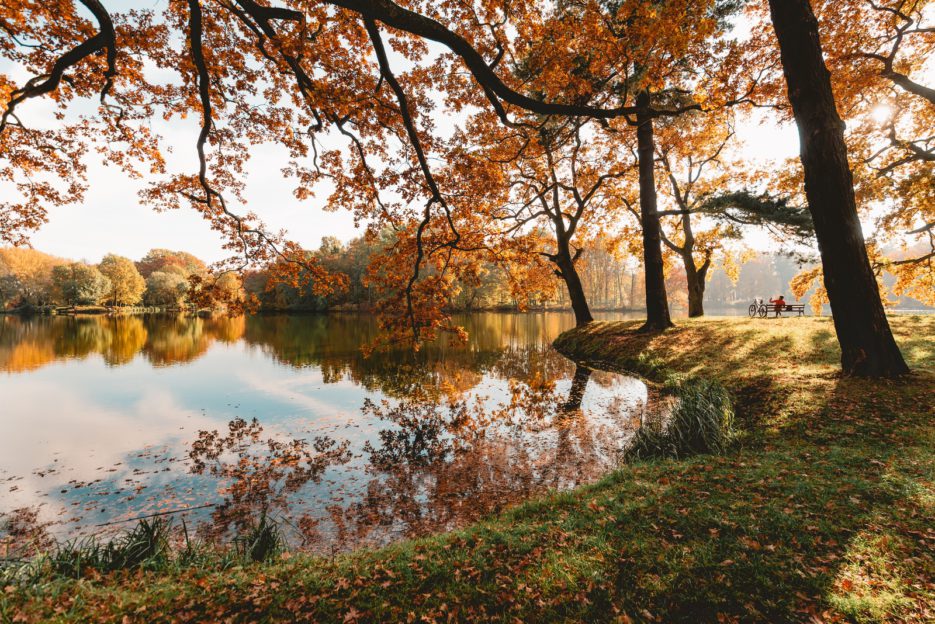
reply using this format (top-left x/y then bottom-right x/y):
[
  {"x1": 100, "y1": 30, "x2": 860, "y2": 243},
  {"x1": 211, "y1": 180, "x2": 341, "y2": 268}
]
[{"x1": 748, "y1": 300, "x2": 807, "y2": 318}]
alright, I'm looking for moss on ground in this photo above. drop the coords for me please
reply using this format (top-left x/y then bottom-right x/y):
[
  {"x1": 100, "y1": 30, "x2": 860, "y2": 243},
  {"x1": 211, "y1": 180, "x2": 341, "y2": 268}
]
[{"x1": 3, "y1": 316, "x2": 933, "y2": 623}]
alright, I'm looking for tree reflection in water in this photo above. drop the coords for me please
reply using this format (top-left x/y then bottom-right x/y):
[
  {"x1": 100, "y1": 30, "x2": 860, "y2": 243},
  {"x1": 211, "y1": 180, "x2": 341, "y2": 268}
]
[
  {"x1": 2, "y1": 313, "x2": 649, "y2": 553},
  {"x1": 0, "y1": 314, "x2": 246, "y2": 372},
  {"x1": 563, "y1": 365, "x2": 592, "y2": 412},
  {"x1": 188, "y1": 417, "x2": 351, "y2": 540},
  {"x1": 172, "y1": 363, "x2": 641, "y2": 553},
  {"x1": 304, "y1": 364, "x2": 632, "y2": 551}
]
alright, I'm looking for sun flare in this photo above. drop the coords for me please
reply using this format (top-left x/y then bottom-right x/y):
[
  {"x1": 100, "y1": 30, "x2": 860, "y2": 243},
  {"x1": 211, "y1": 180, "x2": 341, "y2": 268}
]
[{"x1": 871, "y1": 104, "x2": 892, "y2": 124}]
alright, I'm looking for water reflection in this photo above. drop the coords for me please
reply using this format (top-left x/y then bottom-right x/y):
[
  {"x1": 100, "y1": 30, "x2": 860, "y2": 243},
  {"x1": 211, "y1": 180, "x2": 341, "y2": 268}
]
[
  {"x1": 188, "y1": 417, "x2": 352, "y2": 538},
  {"x1": 331, "y1": 364, "x2": 633, "y2": 548},
  {"x1": 0, "y1": 315, "x2": 247, "y2": 372},
  {"x1": 241, "y1": 313, "x2": 580, "y2": 400},
  {"x1": 1, "y1": 313, "x2": 649, "y2": 554}
]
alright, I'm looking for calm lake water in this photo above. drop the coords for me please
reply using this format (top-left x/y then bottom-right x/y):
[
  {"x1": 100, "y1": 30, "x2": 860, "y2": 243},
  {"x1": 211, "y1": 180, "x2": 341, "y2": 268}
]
[{"x1": 0, "y1": 312, "x2": 651, "y2": 554}]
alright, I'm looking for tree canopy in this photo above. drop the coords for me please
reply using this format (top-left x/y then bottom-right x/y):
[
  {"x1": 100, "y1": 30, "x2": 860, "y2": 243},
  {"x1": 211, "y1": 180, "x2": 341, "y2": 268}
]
[{"x1": 0, "y1": 0, "x2": 930, "y2": 374}]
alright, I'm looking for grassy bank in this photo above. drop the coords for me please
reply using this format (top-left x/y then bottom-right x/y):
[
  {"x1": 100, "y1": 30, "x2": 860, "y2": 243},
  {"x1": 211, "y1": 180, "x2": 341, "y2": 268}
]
[{"x1": 3, "y1": 316, "x2": 933, "y2": 623}]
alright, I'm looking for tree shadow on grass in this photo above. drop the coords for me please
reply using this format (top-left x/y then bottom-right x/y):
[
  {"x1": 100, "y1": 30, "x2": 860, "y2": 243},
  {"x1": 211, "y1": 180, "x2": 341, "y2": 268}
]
[
  {"x1": 592, "y1": 372, "x2": 933, "y2": 622},
  {"x1": 270, "y1": 371, "x2": 929, "y2": 623}
]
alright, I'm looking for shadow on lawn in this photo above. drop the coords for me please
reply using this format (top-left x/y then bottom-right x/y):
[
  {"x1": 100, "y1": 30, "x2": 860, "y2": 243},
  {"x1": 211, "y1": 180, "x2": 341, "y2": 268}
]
[
  {"x1": 590, "y1": 375, "x2": 929, "y2": 622},
  {"x1": 544, "y1": 321, "x2": 932, "y2": 622}
]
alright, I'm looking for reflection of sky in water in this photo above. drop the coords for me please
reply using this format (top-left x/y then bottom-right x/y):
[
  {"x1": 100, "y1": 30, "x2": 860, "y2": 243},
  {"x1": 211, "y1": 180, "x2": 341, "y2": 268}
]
[{"x1": 1, "y1": 313, "x2": 649, "y2": 551}]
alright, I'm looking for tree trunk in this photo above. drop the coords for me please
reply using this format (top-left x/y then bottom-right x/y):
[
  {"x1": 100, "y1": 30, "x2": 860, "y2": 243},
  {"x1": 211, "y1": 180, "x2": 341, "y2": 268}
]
[
  {"x1": 768, "y1": 0, "x2": 908, "y2": 377},
  {"x1": 554, "y1": 247, "x2": 593, "y2": 327},
  {"x1": 635, "y1": 91, "x2": 673, "y2": 332},
  {"x1": 683, "y1": 252, "x2": 710, "y2": 318},
  {"x1": 685, "y1": 262, "x2": 705, "y2": 318}
]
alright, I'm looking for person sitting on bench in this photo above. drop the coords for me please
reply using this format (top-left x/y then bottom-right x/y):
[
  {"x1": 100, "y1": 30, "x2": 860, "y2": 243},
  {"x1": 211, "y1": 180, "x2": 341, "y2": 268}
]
[{"x1": 769, "y1": 295, "x2": 788, "y2": 317}]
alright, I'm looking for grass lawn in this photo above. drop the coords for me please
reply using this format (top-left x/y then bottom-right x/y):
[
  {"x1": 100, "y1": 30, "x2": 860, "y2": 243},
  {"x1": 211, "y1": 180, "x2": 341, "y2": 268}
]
[{"x1": 3, "y1": 316, "x2": 933, "y2": 623}]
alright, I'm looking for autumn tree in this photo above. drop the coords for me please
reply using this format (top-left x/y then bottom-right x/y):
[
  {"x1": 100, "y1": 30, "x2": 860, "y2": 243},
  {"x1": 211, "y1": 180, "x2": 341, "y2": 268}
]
[
  {"x1": 136, "y1": 249, "x2": 207, "y2": 279},
  {"x1": 650, "y1": 111, "x2": 818, "y2": 316},
  {"x1": 214, "y1": 271, "x2": 246, "y2": 307},
  {"x1": 651, "y1": 114, "x2": 738, "y2": 317},
  {"x1": 143, "y1": 271, "x2": 189, "y2": 307},
  {"x1": 98, "y1": 253, "x2": 145, "y2": 306},
  {"x1": 474, "y1": 0, "x2": 747, "y2": 330},
  {"x1": 762, "y1": 0, "x2": 910, "y2": 376},
  {"x1": 0, "y1": 248, "x2": 64, "y2": 307},
  {"x1": 51, "y1": 262, "x2": 111, "y2": 306},
  {"x1": 451, "y1": 118, "x2": 630, "y2": 326},
  {"x1": 814, "y1": 0, "x2": 934, "y2": 308},
  {"x1": 576, "y1": 235, "x2": 644, "y2": 310}
]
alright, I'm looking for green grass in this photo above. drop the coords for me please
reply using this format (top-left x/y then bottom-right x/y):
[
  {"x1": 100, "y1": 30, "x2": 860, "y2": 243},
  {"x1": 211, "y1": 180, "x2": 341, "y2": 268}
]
[
  {"x1": 2, "y1": 316, "x2": 933, "y2": 623},
  {"x1": 625, "y1": 376, "x2": 736, "y2": 461},
  {"x1": 0, "y1": 515, "x2": 287, "y2": 588}
]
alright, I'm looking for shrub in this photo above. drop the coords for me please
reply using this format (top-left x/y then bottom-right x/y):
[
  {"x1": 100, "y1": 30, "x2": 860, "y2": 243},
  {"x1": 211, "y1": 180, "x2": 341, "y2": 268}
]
[
  {"x1": 626, "y1": 377, "x2": 735, "y2": 462},
  {"x1": 45, "y1": 517, "x2": 171, "y2": 579},
  {"x1": 234, "y1": 514, "x2": 285, "y2": 563}
]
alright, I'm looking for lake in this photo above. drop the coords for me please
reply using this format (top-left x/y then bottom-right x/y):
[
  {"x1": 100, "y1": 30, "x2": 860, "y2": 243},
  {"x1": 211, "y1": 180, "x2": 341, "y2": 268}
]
[{"x1": 0, "y1": 312, "x2": 654, "y2": 554}]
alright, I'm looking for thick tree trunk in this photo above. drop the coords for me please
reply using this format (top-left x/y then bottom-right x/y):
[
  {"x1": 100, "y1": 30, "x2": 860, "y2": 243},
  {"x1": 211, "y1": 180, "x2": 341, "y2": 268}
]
[
  {"x1": 685, "y1": 261, "x2": 705, "y2": 318},
  {"x1": 768, "y1": 0, "x2": 908, "y2": 377},
  {"x1": 635, "y1": 91, "x2": 673, "y2": 332},
  {"x1": 682, "y1": 252, "x2": 709, "y2": 318},
  {"x1": 554, "y1": 247, "x2": 593, "y2": 327}
]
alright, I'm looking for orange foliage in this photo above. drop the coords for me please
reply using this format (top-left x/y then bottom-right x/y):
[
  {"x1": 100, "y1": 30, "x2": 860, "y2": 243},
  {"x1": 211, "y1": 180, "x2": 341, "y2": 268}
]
[{"x1": 0, "y1": 0, "x2": 929, "y2": 335}]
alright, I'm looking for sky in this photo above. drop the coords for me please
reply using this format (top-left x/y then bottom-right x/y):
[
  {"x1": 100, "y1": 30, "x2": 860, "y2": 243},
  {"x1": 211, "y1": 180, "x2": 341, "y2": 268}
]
[
  {"x1": 2, "y1": 13, "x2": 805, "y2": 266},
  {"x1": 14, "y1": 100, "x2": 803, "y2": 265},
  {"x1": 27, "y1": 139, "x2": 365, "y2": 265}
]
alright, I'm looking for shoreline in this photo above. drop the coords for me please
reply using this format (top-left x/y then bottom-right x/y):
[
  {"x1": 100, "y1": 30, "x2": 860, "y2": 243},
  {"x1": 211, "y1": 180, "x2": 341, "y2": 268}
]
[{"x1": 4, "y1": 316, "x2": 933, "y2": 622}]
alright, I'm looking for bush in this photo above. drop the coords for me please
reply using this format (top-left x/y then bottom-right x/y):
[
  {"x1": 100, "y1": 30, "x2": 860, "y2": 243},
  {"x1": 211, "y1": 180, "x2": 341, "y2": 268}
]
[
  {"x1": 45, "y1": 517, "x2": 171, "y2": 579},
  {"x1": 625, "y1": 377, "x2": 735, "y2": 462},
  {"x1": 233, "y1": 514, "x2": 285, "y2": 563}
]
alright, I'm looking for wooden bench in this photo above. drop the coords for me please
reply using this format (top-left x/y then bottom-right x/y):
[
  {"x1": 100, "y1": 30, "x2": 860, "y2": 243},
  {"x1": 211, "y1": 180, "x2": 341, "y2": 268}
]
[{"x1": 748, "y1": 301, "x2": 806, "y2": 318}]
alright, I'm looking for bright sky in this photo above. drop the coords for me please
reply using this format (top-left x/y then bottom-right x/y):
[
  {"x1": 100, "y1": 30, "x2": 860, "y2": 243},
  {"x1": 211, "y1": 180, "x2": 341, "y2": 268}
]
[
  {"x1": 28, "y1": 138, "x2": 365, "y2": 265},
  {"x1": 13, "y1": 97, "x2": 803, "y2": 265},
  {"x1": 2, "y1": 16, "x2": 804, "y2": 266}
]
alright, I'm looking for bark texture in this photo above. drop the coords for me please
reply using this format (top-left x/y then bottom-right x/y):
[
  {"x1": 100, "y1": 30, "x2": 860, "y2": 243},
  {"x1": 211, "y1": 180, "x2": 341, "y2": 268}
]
[
  {"x1": 635, "y1": 91, "x2": 673, "y2": 331},
  {"x1": 554, "y1": 242, "x2": 594, "y2": 327},
  {"x1": 768, "y1": 0, "x2": 908, "y2": 377},
  {"x1": 684, "y1": 252, "x2": 710, "y2": 318}
]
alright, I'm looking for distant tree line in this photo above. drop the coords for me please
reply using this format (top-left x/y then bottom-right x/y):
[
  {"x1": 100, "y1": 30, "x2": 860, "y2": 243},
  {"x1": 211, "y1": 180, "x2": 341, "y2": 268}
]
[
  {"x1": 243, "y1": 233, "x2": 663, "y2": 313},
  {"x1": 0, "y1": 248, "x2": 238, "y2": 311},
  {"x1": 239, "y1": 234, "x2": 825, "y2": 314},
  {"x1": 3, "y1": 239, "x2": 927, "y2": 315},
  {"x1": 0, "y1": 238, "x2": 657, "y2": 314}
]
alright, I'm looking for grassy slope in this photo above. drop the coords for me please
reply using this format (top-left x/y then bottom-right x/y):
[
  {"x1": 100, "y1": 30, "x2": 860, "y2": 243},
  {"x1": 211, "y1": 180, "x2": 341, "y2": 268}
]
[{"x1": 3, "y1": 316, "x2": 933, "y2": 623}]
